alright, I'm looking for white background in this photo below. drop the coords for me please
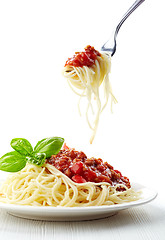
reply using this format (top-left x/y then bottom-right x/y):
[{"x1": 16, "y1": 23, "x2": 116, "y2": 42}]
[{"x1": 0, "y1": 0, "x2": 165, "y2": 196}]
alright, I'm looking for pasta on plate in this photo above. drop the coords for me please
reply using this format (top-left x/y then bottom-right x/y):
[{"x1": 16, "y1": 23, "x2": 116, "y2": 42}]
[
  {"x1": 0, "y1": 163, "x2": 140, "y2": 207},
  {"x1": 0, "y1": 145, "x2": 141, "y2": 207}
]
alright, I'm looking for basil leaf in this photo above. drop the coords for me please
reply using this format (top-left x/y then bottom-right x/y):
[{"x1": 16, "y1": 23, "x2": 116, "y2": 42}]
[
  {"x1": 26, "y1": 153, "x2": 46, "y2": 166},
  {"x1": 11, "y1": 138, "x2": 33, "y2": 156},
  {"x1": 34, "y1": 137, "x2": 64, "y2": 158},
  {"x1": 0, "y1": 151, "x2": 26, "y2": 172}
]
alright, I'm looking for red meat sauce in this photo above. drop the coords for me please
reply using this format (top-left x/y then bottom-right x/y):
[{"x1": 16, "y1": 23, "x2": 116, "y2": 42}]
[
  {"x1": 46, "y1": 144, "x2": 131, "y2": 190},
  {"x1": 64, "y1": 45, "x2": 101, "y2": 68}
]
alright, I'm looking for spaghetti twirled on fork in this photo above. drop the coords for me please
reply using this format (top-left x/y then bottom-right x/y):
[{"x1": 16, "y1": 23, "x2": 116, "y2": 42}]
[{"x1": 62, "y1": 46, "x2": 117, "y2": 143}]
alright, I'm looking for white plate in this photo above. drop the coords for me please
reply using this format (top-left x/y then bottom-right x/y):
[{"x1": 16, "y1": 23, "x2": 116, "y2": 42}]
[{"x1": 0, "y1": 183, "x2": 157, "y2": 221}]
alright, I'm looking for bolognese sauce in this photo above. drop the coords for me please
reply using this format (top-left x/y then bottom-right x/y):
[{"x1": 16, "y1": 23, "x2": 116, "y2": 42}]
[
  {"x1": 46, "y1": 144, "x2": 131, "y2": 190},
  {"x1": 64, "y1": 45, "x2": 101, "y2": 68}
]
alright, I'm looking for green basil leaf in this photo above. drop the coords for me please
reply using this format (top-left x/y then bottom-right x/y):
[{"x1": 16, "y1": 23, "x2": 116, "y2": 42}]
[
  {"x1": 34, "y1": 137, "x2": 64, "y2": 158},
  {"x1": 11, "y1": 138, "x2": 33, "y2": 156},
  {"x1": 26, "y1": 152, "x2": 46, "y2": 166},
  {"x1": 0, "y1": 151, "x2": 26, "y2": 172}
]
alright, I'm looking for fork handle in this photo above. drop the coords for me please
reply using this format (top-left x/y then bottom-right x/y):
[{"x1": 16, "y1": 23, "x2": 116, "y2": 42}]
[
  {"x1": 115, "y1": 0, "x2": 145, "y2": 38},
  {"x1": 101, "y1": 0, "x2": 145, "y2": 56}
]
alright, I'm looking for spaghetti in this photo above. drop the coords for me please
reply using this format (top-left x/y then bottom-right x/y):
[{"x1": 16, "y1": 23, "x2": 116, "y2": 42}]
[
  {"x1": 0, "y1": 163, "x2": 140, "y2": 207},
  {"x1": 62, "y1": 46, "x2": 117, "y2": 143}
]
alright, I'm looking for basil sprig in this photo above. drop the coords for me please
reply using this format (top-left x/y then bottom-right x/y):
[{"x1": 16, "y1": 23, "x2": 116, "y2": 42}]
[{"x1": 0, "y1": 137, "x2": 64, "y2": 172}]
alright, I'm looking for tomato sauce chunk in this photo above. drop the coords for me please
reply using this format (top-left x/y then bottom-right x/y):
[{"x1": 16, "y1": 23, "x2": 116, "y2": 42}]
[
  {"x1": 64, "y1": 45, "x2": 101, "y2": 68},
  {"x1": 46, "y1": 146, "x2": 131, "y2": 189}
]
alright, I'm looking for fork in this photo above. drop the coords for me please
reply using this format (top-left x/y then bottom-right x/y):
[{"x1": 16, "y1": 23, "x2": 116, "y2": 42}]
[{"x1": 101, "y1": 0, "x2": 145, "y2": 56}]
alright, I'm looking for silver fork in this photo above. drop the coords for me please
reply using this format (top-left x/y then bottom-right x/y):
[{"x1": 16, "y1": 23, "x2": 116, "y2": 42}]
[{"x1": 101, "y1": 0, "x2": 145, "y2": 56}]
